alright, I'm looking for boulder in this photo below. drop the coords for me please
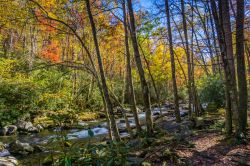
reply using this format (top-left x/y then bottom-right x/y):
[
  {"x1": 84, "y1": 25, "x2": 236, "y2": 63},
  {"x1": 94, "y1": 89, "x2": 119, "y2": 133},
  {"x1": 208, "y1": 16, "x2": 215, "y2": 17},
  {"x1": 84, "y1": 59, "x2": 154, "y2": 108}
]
[
  {"x1": 0, "y1": 142, "x2": 10, "y2": 157},
  {"x1": 36, "y1": 124, "x2": 44, "y2": 132},
  {"x1": 152, "y1": 108, "x2": 161, "y2": 116},
  {"x1": 180, "y1": 110, "x2": 189, "y2": 117},
  {"x1": 33, "y1": 145, "x2": 45, "y2": 153},
  {"x1": 0, "y1": 156, "x2": 19, "y2": 166},
  {"x1": 16, "y1": 120, "x2": 38, "y2": 133},
  {"x1": 8, "y1": 140, "x2": 34, "y2": 155},
  {"x1": 0, "y1": 142, "x2": 5, "y2": 151},
  {"x1": 0, "y1": 125, "x2": 17, "y2": 136},
  {"x1": 0, "y1": 150, "x2": 10, "y2": 158}
]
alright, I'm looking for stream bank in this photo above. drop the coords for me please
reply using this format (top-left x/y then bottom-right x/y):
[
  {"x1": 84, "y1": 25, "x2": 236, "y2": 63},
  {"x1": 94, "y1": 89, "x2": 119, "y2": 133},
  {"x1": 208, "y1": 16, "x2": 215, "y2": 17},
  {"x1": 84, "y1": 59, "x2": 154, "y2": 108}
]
[{"x1": 0, "y1": 105, "x2": 189, "y2": 165}]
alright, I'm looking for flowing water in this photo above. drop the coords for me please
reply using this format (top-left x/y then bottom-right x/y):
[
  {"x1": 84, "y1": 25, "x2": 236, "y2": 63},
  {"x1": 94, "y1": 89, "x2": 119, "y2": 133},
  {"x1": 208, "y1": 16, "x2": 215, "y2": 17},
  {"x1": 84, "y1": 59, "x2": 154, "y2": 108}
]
[{"x1": 0, "y1": 107, "x2": 189, "y2": 165}]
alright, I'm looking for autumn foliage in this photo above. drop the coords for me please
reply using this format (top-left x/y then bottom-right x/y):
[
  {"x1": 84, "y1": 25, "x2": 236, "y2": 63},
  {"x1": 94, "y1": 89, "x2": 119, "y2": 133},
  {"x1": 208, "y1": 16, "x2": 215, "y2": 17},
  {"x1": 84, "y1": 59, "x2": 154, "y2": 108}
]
[{"x1": 41, "y1": 41, "x2": 60, "y2": 62}]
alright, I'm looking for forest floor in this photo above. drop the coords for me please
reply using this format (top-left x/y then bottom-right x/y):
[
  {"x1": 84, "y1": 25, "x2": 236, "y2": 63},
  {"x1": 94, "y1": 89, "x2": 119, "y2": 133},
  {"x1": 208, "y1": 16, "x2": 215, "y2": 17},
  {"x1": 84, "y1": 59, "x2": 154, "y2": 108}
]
[
  {"x1": 128, "y1": 111, "x2": 250, "y2": 166},
  {"x1": 177, "y1": 130, "x2": 250, "y2": 165}
]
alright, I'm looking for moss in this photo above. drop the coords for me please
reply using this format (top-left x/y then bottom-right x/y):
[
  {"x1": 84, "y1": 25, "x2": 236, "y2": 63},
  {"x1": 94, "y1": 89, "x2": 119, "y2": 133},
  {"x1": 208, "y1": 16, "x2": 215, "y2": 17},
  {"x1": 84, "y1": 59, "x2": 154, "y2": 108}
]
[
  {"x1": 77, "y1": 112, "x2": 99, "y2": 121},
  {"x1": 34, "y1": 116, "x2": 54, "y2": 127}
]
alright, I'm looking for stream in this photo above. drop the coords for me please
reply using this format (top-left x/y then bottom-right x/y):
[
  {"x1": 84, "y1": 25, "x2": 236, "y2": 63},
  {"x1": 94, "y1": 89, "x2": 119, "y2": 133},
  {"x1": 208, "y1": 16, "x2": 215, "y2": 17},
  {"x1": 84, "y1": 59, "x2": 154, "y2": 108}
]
[{"x1": 0, "y1": 107, "x2": 189, "y2": 165}]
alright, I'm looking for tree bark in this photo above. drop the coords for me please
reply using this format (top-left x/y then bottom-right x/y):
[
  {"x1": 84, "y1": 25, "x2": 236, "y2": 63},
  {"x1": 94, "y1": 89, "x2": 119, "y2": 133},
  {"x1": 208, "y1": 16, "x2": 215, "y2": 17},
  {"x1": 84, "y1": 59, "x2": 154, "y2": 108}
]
[
  {"x1": 139, "y1": 43, "x2": 161, "y2": 113},
  {"x1": 29, "y1": 26, "x2": 35, "y2": 70},
  {"x1": 122, "y1": 0, "x2": 141, "y2": 133},
  {"x1": 165, "y1": 0, "x2": 181, "y2": 122},
  {"x1": 208, "y1": 2, "x2": 221, "y2": 75},
  {"x1": 127, "y1": 0, "x2": 153, "y2": 135},
  {"x1": 210, "y1": 0, "x2": 233, "y2": 135},
  {"x1": 181, "y1": 0, "x2": 193, "y2": 117},
  {"x1": 85, "y1": 0, "x2": 120, "y2": 141},
  {"x1": 220, "y1": 0, "x2": 240, "y2": 134},
  {"x1": 236, "y1": 0, "x2": 247, "y2": 132}
]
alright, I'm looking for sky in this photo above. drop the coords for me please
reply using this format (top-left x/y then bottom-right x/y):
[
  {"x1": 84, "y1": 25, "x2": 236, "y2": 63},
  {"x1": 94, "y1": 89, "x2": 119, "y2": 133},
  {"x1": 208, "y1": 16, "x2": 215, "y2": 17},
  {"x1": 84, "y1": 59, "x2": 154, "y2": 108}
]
[{"x1": 139, "y1": 0, "x2": 153, "y2": 8}]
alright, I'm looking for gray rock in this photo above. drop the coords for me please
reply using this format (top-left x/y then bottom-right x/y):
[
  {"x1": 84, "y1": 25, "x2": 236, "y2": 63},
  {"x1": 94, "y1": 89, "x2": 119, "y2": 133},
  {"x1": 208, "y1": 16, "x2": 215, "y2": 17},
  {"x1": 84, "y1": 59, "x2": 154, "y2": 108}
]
[
  {"x1": 0, "y1": 143, "x2": 10, "y2": 157},
  {"x1": 1, "y1": 125, "x2": 17, "y2": 136},
  {"x1": 16, "y1": 120, "x2": 38, "y2": 133},
  {"x1": 0, "y1": 150, "x2": 10, "y2": 158},
  {"x1": 0, "y1": 142, "x2": 5, "y2": 151},
  {"x1": 36, "y1": 124, "x2": 44, "y2": 132},
  {"x1": 27, "y1": 126, "x2": 38, "y2": 133},
  {"x1": 0, "y1": 156, "x2": 18, "y2": 166},
  {"x1": 33, "y1": 145, "x2": 45, "y2": 152},
  {"x1": 8, "y1": 140, "x2": 34, "y2": 155}
]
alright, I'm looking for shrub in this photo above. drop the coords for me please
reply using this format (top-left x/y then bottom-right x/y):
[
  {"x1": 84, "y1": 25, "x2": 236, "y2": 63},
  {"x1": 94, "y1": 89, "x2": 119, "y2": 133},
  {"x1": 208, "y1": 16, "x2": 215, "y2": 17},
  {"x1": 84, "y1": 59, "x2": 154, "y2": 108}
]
[
  {"x1": 0, "y1": 80, "x2": 37, "y2": 126},
  {"x1": 197, "y1": 74, "x2": 225, "y2": 109}
]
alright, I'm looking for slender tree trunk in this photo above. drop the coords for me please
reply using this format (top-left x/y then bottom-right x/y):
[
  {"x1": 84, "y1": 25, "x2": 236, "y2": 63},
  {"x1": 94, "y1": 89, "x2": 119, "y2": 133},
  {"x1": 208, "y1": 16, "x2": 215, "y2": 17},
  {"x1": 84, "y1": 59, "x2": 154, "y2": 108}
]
[
  {"x1": 236, "y1": 0, "x2": 247, "y2": 132},
  {"x1": 122, "y1": 0, "x2": 141, "y2": 133},
  {"x1": 85, "y1": 0, "x2": 120, "y2": 141},
  {"x1": 194, "y1": 1, "x2": 215, "y2": 74},
  {"x1": 181, "y1": 0, "x2": 193, "y2": 117},
  {"x1": 127, "y1": 0, "x2": 153, "y2": 135},
  {"x1": 193, "y1": 29, "x2": 210, "y2": 76},
  {"x1": 246, "y1": 44, "x2": 250, "y2": 85},
  {"x1": 191, "y1": 0, "x2": 201, "y2": 116},
  {"x1": 165, "y1": 0, "x2": 181, "y2": 122},
  {"x1": 210, "y1": 0, "x2": 234, "y2": 135},
  {"x1": 139, "y1": 43, "x2": 161, "y2": 113},
  {"x1": 210, "y1": 0, "x2": 233, "y2": 135},
  {"x1": 220, "y1": 0, "x2": 240, "y2": 134},
  {"x1": 208, "y1": 2, "x2": 221, "y2": 75},
  {"x1": 29, "y1": 26, "x2": 35, "y2": 70}
]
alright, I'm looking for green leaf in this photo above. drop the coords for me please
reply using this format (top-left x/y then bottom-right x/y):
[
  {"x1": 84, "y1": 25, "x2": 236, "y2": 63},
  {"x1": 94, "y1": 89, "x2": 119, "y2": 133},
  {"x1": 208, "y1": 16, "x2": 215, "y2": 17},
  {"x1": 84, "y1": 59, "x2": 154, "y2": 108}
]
[
  {"x1": 65, "y1": 157, "x2": 71, "y2": 166},
  {"x1": 88, "y1": 128, "x2": 94, "y2": 137}
]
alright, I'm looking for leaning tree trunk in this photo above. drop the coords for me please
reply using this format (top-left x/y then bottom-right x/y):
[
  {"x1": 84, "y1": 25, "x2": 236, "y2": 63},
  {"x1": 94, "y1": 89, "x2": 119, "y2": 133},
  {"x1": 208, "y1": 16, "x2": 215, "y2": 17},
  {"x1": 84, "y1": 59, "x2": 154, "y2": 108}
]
[
  {"x1": 165, "y1": 0, "x2": 181, "y2": 122},
  {"x1": 210, "y1": 0, "x2": 233, "y2": 135},
  {"x1": 236, "y1": 0, "x2": 247, "y2": 132},
  {"x1": 122, "y1": 0, "x2": 141, "y2": 133},
  {"x1": 127, "y1": 0, "x2": 153, "y2": 135},
  {"x1": 85, "y1": 0, "x2": 120, "y2": 141}
]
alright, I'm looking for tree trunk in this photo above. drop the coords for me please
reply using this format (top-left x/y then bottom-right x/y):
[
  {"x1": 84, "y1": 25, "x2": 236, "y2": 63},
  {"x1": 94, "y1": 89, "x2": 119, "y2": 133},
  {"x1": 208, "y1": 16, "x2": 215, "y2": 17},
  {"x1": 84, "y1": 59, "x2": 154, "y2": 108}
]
[
  {"x1": 139, "y1": 43, "x2": 161, "y2": 111},
  {"x1": 208, "y1": 3, "x2": 222, "y2": 75},
  {"x1": 127, "y1": 0, "x2": 153, "y2": 135},
  {"x1": 122, "y1": 0, "x2": 141, "y2": 133},
  {"x1": 210, "y1": 0, "x2": 237, "y2": 135},
  {"x1": 220, "y1": 0, "x2": 240, "y2": 134},
  {"x1": 194, "y1": 1, "x2": 215, "y2": 74},
  {"x1": 29, "y1": 26, "x2": 36, "y2": 70},
  {"x1": 210, "y1": 0, "x2": 233, "y2": 135},
  {"x1": 165, "y1": 0, "x2": 181, "y2": 122},
  {"x1": 236, "y1": 0, "x2": 247, "y2": 132},
  {"x1": 181, "y1": 0, "x2": 193, "y2": 118},
  {"x1": 85, "y1": 0, "x2": 120, "y2": 141},
  {"x1": 246, "y1": 44, "x2": 250, "y2": 85}
]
